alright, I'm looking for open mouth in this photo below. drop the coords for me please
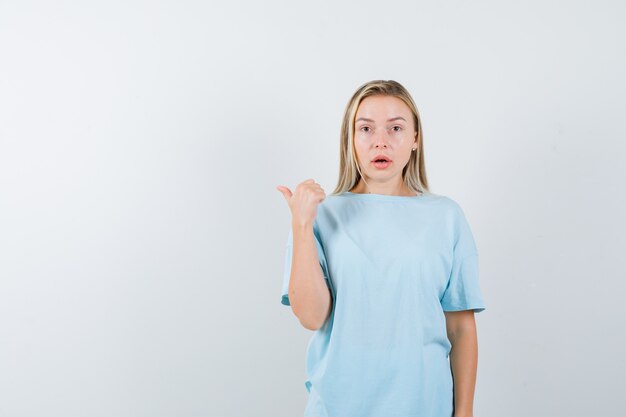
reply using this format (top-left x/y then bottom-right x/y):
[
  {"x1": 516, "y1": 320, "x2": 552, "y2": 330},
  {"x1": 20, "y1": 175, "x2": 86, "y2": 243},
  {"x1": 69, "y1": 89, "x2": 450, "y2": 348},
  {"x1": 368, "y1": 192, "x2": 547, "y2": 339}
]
[
  {"x1": 372, "y1": 156, "x2": 392, "y2": 169},
  {"x1": 371, "y1": 155, "x2": 392, "y2": 163}
]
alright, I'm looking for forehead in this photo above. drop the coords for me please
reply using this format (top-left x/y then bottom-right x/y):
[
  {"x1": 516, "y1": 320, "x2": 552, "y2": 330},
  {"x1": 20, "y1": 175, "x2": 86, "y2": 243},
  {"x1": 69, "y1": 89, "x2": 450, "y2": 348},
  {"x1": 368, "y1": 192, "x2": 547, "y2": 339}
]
[{"x1": 355, "y1": 95, "x2": 412, "y2": 120}]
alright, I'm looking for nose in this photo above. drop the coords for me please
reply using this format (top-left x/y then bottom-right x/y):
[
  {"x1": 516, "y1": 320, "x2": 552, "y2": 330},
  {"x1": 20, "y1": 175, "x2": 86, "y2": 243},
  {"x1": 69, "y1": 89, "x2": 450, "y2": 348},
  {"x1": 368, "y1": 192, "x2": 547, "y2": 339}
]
[{"x1": 374, "y1": 130, "x2": 390, "y2": 148}]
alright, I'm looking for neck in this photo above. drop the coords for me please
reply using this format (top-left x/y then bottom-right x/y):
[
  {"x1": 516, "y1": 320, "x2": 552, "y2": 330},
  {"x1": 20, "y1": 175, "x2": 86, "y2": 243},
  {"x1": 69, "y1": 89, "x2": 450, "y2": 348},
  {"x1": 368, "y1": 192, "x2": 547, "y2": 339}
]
[{"x1": 350, "y1": 180, "x2": 417, "y2": 197}]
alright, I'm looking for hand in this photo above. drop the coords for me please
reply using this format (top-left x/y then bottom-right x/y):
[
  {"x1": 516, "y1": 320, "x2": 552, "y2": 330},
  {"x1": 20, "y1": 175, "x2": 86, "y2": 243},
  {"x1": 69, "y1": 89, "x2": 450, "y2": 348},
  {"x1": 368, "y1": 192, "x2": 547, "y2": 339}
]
[{"x1": 276, "y1": 179, "x2": 326, "y2": 227}]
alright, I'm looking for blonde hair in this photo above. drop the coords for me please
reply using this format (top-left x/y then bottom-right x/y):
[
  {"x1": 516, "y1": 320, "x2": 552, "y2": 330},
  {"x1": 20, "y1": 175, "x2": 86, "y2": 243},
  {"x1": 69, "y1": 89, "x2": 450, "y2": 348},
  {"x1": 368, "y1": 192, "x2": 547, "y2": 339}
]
[{"x1": 331, "y1": 80, "x2": 430, "y2": 195}]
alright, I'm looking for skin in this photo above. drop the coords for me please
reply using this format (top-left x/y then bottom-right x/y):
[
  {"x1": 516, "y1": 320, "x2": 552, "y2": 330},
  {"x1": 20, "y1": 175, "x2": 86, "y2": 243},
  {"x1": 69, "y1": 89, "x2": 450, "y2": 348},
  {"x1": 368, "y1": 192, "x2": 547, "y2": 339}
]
[
  {"x1": 276, "y1": 180, "x2": 332, "y2": 330},
  {"x1": 350, "y1": 95, "x2": 418, "y2": 196},
  {"x1": 445, "y1": 310, "x2": 480, "y2": 417}
]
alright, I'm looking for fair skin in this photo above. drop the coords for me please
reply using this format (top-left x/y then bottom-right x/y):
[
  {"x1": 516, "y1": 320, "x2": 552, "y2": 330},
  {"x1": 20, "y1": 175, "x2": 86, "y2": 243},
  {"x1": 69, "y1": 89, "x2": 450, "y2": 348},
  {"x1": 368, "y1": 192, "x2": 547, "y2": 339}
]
[
  {"x1": 350, "y1": 95, "x2": 418, "y2": 196},
  {"x1": 276, "y1": 179, "x2": 331, "y2": 330},
  {"x1": 445, "y1": 309, "x2": 480, "y2": 417},
  {"x1": 277, "y1": 94, "x2": 479, "y2": 416}
]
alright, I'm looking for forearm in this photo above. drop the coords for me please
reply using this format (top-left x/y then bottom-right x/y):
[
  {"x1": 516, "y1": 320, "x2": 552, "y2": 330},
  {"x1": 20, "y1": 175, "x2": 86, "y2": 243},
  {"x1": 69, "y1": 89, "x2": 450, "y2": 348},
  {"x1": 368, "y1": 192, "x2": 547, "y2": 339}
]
[
  {"x1": 289, "y1": 223, "x2": 332, "y2": 330},
  {"x1": 449, "y1": 327, "x2": 478, "y2": 417}
]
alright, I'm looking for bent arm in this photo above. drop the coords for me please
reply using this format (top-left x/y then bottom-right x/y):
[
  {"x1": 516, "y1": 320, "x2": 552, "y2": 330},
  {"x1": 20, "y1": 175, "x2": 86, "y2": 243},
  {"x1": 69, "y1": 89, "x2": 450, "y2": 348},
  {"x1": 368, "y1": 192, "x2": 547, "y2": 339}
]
[{"x1": 288, "y1": 222, "x2": 332, "y2": 330}]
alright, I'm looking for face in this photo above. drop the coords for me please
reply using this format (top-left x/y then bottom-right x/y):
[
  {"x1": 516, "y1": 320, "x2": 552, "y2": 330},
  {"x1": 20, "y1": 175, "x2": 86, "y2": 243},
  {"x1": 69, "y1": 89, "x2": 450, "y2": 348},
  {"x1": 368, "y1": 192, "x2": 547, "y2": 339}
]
[{"x1": 353, "y1": 95, "x2": 417, "y2": 186}]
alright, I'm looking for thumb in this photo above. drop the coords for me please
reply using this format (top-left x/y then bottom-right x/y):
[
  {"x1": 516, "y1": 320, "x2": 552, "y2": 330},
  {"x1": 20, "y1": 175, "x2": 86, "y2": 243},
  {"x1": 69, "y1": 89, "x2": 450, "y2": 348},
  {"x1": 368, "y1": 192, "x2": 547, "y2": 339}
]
[{"x1": 276, "y1": 185, "x2": 293, "y2": 201}]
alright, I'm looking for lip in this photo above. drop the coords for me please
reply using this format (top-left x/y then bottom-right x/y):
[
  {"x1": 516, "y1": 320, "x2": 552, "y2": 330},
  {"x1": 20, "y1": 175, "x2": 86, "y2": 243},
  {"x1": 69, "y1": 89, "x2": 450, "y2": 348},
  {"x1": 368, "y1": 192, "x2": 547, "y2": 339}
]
[{"x1": 371, "y1": 154, "x2": 392, "y2": 162}]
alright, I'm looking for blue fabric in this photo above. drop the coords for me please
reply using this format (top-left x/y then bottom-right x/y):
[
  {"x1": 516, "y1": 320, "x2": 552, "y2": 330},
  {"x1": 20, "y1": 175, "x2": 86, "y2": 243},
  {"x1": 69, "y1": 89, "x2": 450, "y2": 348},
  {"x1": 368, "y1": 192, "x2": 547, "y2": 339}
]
[{"x1": 281, "y1": 191, "x2": 486, "y2": 417}]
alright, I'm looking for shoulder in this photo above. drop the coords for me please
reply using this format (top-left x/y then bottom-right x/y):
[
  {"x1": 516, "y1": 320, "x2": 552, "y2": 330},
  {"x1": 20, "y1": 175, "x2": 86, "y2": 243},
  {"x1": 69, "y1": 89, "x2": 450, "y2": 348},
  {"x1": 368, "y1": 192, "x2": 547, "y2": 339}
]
[
  {"x1": 420, "y1": 192, "x2": 465, "y2": 215},
  {"x1": 317, "y1": 193, "x2": 344, "y2": 211},
  {"x1": 424, "y1": 194, "x2": 472, "y2": 229},
  {"x1": 438, "y1": 195, "x2": 464, "y2": 213}
]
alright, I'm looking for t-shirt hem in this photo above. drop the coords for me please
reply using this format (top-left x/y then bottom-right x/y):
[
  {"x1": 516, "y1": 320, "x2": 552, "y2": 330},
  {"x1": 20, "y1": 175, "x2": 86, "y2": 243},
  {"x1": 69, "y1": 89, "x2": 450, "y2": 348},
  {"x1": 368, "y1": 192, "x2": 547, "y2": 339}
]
[{"x1": 442, "y1": 303, "x2": 486, "y2": 313}]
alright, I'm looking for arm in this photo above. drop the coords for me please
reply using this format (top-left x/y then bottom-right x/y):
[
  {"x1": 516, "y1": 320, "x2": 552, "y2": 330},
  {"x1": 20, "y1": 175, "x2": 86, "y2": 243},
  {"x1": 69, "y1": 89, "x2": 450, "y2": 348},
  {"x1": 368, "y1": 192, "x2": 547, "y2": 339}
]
[
  {"x1": 289, "y1": 222, "x2": 332, "y2": 331},
  {"x1": 444, "y1": 310, "x2": 479, "y2": 417}
]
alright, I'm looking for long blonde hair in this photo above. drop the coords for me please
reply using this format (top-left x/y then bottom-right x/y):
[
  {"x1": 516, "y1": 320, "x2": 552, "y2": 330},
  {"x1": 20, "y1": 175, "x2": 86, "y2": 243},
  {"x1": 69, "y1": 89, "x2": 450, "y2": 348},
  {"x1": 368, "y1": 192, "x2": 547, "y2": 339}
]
[{"x1": 331, "y1": 80, "x2": 430, "y2": 195}]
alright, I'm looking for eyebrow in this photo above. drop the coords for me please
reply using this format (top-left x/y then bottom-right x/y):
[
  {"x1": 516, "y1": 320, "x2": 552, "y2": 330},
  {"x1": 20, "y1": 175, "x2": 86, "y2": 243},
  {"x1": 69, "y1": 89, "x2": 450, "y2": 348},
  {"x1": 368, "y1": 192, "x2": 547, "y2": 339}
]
[{"x1": 355, "y1": 117, "x2": 407, "y2": 123}]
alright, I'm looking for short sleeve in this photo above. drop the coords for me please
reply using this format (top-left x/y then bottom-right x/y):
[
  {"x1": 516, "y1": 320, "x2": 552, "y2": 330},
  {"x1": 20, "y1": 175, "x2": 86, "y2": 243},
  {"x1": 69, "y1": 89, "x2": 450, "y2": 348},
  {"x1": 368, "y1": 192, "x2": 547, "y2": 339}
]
[
  {"x1": 281, "y1": 226, "x2": 331, "y2": 306},
  {"x1": 440, "y1": 203, "x2": 486, "y2": 313}
]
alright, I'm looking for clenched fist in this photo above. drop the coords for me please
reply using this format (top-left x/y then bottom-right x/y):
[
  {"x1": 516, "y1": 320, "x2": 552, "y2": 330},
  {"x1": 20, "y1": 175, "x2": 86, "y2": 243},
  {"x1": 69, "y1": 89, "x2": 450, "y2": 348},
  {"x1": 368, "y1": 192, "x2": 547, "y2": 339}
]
[{"x1": 276, "y1": 179, "x2": 326, "y2": 228}]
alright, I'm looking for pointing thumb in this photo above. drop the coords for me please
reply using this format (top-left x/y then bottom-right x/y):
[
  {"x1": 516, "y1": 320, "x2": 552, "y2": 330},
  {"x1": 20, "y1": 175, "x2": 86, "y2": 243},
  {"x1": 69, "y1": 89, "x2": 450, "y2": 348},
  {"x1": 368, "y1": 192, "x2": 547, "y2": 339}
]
[{"x1": 276, "y1": 185, "x2": 293, "y2": 201}]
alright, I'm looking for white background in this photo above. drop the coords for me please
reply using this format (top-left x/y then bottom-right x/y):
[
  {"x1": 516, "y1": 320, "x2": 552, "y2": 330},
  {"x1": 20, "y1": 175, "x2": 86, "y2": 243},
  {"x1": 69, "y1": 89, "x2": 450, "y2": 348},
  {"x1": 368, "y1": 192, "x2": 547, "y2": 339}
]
[{"x1": 1, "y1": 1, "x2": 625, "y2": 416}]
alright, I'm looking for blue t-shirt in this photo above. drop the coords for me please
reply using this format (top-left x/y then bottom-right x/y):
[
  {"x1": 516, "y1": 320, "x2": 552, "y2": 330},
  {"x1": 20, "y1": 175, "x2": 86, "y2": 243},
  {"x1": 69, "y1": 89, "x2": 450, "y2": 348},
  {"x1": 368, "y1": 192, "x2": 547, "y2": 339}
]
[{"x1": 281, "y1": 191, "x2": 486, "y2": 417}]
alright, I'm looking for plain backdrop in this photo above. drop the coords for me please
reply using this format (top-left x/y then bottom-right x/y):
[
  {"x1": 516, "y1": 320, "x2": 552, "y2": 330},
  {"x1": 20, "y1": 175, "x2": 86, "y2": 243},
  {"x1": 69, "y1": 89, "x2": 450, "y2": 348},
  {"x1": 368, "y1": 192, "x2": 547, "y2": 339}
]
[{"x1": 1, "y1": 1, "x2": 625, "y2": 416}]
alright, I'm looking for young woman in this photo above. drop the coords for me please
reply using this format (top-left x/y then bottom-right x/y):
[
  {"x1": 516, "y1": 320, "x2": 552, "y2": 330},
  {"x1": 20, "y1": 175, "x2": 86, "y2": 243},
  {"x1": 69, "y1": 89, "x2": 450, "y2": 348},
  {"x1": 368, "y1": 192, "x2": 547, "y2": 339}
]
[{"x1": 276, "y1": 80, "x2": 486, "y2": 417}]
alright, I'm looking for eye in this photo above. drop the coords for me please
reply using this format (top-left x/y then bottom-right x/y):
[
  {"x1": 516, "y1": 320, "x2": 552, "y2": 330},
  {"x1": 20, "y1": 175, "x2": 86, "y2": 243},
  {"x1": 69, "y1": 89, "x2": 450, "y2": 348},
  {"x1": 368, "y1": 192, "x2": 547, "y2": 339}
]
[
  {"x1": 392, "y1": 125, "x2": 403, "y2": 132},
  {"x1": 360, "y1": 126, "x2": 371, "y2": 132}
]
